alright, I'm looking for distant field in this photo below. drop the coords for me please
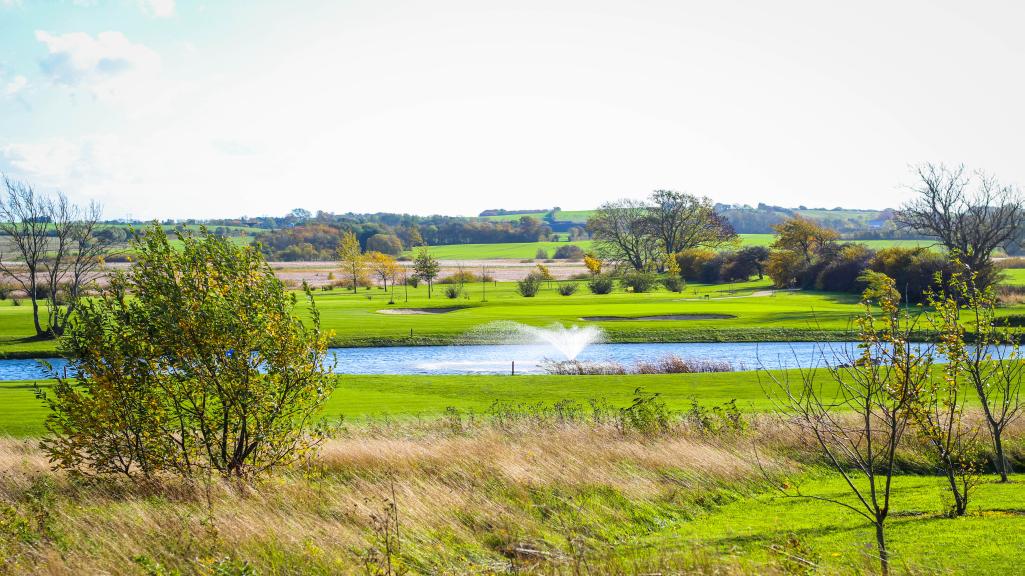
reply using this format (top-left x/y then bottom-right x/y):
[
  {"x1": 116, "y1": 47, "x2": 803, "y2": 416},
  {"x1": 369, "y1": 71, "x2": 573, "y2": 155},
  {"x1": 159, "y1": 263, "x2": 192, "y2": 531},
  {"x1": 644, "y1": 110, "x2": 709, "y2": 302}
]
[{"x1": 405, "y1": 235, "x2": 932, "y2": 259}]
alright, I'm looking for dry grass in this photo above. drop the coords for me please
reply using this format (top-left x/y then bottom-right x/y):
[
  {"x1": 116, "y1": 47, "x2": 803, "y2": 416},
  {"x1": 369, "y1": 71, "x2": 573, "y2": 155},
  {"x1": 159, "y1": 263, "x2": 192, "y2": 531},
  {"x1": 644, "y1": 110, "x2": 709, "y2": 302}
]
[
  {"x1": 0, "y1": 420, "x2": 786, "y2": 576},
  {"x1": 0, "y1": 413, "x2": 1020, "y2": 575}
]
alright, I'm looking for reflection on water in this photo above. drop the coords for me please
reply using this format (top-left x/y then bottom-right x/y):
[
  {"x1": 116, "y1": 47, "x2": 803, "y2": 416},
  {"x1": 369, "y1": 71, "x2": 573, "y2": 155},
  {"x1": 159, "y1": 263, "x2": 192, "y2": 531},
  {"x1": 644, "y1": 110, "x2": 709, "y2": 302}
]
[{"x1": 4, "y1": 341, "x2": 1013, "y2": 380}]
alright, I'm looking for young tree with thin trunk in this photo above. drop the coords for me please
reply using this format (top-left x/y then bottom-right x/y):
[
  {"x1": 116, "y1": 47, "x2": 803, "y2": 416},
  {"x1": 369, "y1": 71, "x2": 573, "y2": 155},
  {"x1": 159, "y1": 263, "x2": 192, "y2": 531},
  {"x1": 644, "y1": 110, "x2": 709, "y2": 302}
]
[
  {"x1": 918, "y1": 269, "x2": 981, "y2": 515},
  {"x1": 764, "y1": 272, "x2": 925, "y2": 576},
  {"x1": 0, "y1": 176, "x2": 115, "y2": 338},
  {"x1": 367, "y1": 251, "x2": 399, "y2": 292},
  {"x1": 413, "y1": 246, "x2": 439, "y2": 298},
  {"x1": 337, "y1": 231, "x2": 365, "y2": 294},
  {"x1": 946, "y1": 261, "x2": 1023, "y2": 482}
]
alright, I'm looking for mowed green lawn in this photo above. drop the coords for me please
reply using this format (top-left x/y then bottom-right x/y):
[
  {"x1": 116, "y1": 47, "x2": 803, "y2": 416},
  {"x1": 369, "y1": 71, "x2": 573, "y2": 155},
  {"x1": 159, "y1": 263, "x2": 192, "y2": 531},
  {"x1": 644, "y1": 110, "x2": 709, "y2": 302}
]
[
  {"x1": 0, "y1": 369, "x2": 844, "y2": 437},
  {"x1": 401, "y1": 235, "x2": 933, "y2": 259},
  {"x1": 2, "y1": 274, "x2": 1025, "y2": 355},
  {"x1": 673, "y1": 473, "x2": 1025, "y2": 575},
  {"x1": 307, "y1": 278, "x2": 872, "y2": 347}
]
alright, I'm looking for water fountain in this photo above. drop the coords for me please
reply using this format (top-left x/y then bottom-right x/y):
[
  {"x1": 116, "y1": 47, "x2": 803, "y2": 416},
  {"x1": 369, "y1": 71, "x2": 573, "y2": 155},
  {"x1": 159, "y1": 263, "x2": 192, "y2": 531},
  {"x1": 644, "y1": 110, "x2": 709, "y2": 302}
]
[{"x1": 461, "y1": 321, "x2": 604, "y2": 361}]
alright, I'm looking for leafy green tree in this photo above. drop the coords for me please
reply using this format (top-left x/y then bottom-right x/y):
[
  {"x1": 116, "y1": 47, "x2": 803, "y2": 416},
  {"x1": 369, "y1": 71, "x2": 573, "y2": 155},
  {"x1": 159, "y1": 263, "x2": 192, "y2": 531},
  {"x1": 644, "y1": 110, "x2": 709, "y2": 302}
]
[
  {"x1": 338, "y1": 230, "x2": 366, "y2": 293},
  {"x1": 43, "y1": 225, "x2": 334, "y2": 479},
  {"x1": 413, "y1": 247, "x2": 440, "y2": 298}
]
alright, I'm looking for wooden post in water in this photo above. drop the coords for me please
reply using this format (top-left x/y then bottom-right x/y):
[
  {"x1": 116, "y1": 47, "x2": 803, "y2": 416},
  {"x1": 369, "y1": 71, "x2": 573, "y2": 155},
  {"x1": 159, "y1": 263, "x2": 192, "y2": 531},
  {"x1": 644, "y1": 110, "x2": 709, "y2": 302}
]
[{"x1": 511, "y1": 361, "x2": 515, "y2": 375}]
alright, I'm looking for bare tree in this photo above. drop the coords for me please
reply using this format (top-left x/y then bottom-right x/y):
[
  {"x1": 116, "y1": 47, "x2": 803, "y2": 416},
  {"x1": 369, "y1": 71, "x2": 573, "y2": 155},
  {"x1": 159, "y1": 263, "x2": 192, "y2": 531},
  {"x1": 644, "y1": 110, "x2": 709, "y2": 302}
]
[
  {"x1": 764, "y1": 272, "x2": 926, "y2": 576},
  {"x1": 645, "y1": 190, "x2": 736, "y2": 257},
  {"x1": 920, "y1": 269, "x2": 982, "y2": 515},
  {"x1": 586, "y1": 199, "x2": 657, "y2": 271},
  {"x1": 0, "y1": 177, "x2": 115, "y2": 338},
  {"x1": 951, "y1": 262, "x2": 1024, "y2": 482},
  {"x1": 896, "y1": 163, "x2": 1024, "y2": 287}
]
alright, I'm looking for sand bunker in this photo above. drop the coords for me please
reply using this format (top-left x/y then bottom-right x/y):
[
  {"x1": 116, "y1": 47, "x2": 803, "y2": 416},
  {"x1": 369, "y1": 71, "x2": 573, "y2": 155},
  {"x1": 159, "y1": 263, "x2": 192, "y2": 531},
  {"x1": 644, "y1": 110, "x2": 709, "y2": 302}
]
[
  {"x1": 581, "y1": 314, "x2": 736, "y2": 321},
  {"x1": 378, "y1": 307, "x2": 464, "y2": 315}
]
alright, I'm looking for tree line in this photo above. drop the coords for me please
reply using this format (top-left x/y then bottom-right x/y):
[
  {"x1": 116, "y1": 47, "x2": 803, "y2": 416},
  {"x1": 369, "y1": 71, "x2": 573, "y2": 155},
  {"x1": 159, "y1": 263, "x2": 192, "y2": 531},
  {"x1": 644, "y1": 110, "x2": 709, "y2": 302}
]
[{"x1": 589, "y1": 164, "x2": 1024, "y2": 295}]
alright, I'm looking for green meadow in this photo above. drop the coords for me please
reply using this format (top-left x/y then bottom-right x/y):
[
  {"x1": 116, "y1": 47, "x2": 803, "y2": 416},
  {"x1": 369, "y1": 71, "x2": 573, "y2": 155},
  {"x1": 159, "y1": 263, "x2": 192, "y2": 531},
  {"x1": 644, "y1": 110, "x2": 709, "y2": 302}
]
[
  {"x1": 3, "y1": 273, "x2": 1025, "y2": 356},
  {"x1": 0, "y1": 370, "x2": 804, "y2": 437},
  {"x1": 399, "y1": 234, "x2": 933, "y2": 259}
]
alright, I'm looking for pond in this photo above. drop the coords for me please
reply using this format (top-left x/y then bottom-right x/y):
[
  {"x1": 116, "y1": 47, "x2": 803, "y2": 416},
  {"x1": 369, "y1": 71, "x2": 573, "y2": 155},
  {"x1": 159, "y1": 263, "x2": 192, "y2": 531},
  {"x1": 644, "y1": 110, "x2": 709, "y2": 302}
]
[{"x1": 1, "y1": 340, "x2": 1009, "y2": 380}]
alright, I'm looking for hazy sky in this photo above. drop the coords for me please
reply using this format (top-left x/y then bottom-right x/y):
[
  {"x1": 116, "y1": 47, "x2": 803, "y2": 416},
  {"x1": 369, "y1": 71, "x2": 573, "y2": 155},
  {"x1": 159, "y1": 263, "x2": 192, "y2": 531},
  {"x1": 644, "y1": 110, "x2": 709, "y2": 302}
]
[{"x1": 1, "y1": 1, "x2": 1023, "y2": 220}]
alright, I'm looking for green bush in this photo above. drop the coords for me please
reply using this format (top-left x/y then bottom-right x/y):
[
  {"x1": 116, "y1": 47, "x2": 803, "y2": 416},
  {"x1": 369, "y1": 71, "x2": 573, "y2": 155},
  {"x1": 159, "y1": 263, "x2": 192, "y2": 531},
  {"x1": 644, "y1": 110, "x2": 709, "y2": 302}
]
[
  {"x1": 444, "y1": 285, "x2": 461, "y2": 299},
  {"x1": 43, "y1": 225, "x2": 335, "y2": 480},
  {"x1": 553, "y1": 245, "x2": 585, "y2": 259},
  {"x1": 517, "y1": 272, "x2": 543, "y2": 297},
  {"x1": 661, "y1": 275, "x2": 685, "y2": 292},
  {"x1": 620, "y1": 271, "x2": 657, "y2": 293},
  {"x1": 587, "y1": 274, "x2": 614, "y2": 294},
  {"x1": 557, "y1": 282, "x2": 578, "y2": 296}
]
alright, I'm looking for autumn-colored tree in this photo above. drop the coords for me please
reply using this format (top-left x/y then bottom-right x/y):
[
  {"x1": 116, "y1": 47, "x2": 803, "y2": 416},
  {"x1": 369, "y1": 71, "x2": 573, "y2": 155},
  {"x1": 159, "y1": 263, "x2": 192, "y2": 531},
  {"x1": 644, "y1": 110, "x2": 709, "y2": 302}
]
[
  {"x1": 583, "y1": 253, "x2": 602, "y2": 276},
  {"x1": 920, "y1": 267, "x2": 982, "y2": 515},
  {"x1": 338, "y1": 231, "x2": 366, "y2": 293},
  {"x1": 42, "y1": 225, "x2": 334, "y2": 479},
  {"x1": 767, "y1": 271, "x2": 926, "y2": 576},
  {"x1": 770, "y1": 217, "x2": 838, "y2": 265},
  {"x1": 367, "y1": 251, "x2": 400, "y2": 292},
  {"x1": 535, "y1": 262, "x2": 554, "y2": 288},
  {"x1": 413, "y1": 247, "x2": 440, "y2": 298}
]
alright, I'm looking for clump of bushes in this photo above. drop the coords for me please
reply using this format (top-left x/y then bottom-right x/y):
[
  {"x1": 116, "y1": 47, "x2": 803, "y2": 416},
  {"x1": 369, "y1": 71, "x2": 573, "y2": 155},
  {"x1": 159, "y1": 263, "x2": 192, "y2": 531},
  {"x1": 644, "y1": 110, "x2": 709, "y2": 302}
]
[
  {"x1": 620, "y1": 270, "x2": 657, "y2": 293},
  {"x1": 587, "y1": 274, "x2": 614, "y2": 294},
  {"x1": 444, "y1": 285, "x2": 462, "y2": 299},
  {"x1": 661, "y1": 275, "x2": 685, "y2": 293},
  {"x1": 517, "y1": 272, "x2": 543, "y2": 297},
  {"x1": 557, "y1": 282, "x2": 578, "y2": 296},
  {"x1": 0, "y1": 283, "x2": 13, "y2": 300},
  {"x1": 553, "y1": 245, "x2": 585, "y2": 260},
  {"x1": 534, "y1": 248, "x2": 549, "y2": 260}
]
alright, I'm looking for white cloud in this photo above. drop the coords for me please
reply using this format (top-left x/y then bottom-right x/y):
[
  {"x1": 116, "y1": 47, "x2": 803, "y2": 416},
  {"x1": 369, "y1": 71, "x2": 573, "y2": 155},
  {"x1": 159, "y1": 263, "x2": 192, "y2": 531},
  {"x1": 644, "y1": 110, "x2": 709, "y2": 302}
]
[
  {"x1": 35, "y1": 30, "x2": 160, "y2": 100},
  {"x1": 1, "y1": 0, "x2": 23, "y2": 8},
  {"x1": 3, "y1": 75, "x2": 28, "y2": 97},
  {"x1": 138, "y1": 0, "x2": 174, "y2": 18}
]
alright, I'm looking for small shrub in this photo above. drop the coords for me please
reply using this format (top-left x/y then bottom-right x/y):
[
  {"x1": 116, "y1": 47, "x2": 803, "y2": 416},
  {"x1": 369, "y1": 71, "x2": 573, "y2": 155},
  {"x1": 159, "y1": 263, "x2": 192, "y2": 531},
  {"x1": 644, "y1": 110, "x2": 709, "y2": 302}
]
[
  {"x1": 557, "y1": 283, "x2": 578, "y2": 296},
  {"x1": 620, "y1": 271, "x2": 657, "y2": 293},
  {"x1": 444, "y1": 285, "x2": 461, "y2": 299},
  {"x1": 439, "y1": 271, "x2": 478, "y2": 284},
  {"x1": 517, "y1": 272, "x2": 543, "y2": 297},
  {"x1": 541, "y1": 359, "x2": 626, "y2": 375},
  {"x1": 661, "y1": 275, "x2": 685, "y2": 293},
  {"x1": 11, "y1": 298, "x2": 21, "y2": 307},
  {"x1": 553, "y1": 245, "x2": 585, "y2": 259},
  {"x1": 685, "y1": 399, "x2": 749, "y2": 434},
  {"x1": 406, "y1": 276, "x2": 420, "y2": 288},
  {"x1": 619, "y1": 388, "x2": 670, "y2": 436},
  {"x1": 535, "y1": 248, "x2": 549, "y2": 260},
  {"x1": 587, "y1": 274, "x2": 614, "y2": 294},
  {"x1": 635, "y1": 355, "x2": 733, "y2": 374},
  {"x1": 326, "y1": 272, "x2": 335, "y2": 280}
]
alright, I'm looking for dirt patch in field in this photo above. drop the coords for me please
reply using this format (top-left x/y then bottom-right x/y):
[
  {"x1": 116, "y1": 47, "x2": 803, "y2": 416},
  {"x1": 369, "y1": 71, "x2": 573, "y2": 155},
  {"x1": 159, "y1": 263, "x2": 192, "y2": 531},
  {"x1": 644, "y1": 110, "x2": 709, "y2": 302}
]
[
  {"x1": 581, "y1": 314, "x2": 736, "y2": 321},
  {"x1": 378, "y1": 307, "x2": 466, "y2": 315}
]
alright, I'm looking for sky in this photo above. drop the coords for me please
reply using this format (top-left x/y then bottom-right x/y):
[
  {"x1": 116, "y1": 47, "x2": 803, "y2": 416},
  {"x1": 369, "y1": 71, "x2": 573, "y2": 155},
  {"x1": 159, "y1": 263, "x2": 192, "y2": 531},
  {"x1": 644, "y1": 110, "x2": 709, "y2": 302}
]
[{"x1": 1, "y1": 0, "x2": 1024, "y2": 220}]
